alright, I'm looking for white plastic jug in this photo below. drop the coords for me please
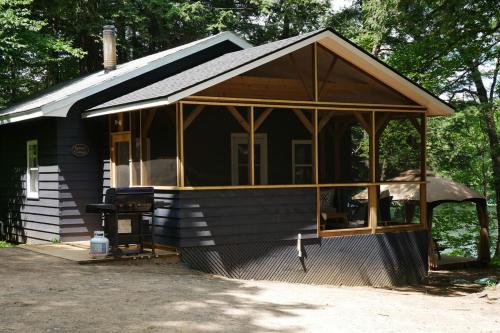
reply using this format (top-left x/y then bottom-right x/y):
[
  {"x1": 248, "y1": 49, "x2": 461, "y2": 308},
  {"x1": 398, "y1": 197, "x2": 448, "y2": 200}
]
[{"x1": 90, "y1": 231, "x2": 109, "y2": 258}]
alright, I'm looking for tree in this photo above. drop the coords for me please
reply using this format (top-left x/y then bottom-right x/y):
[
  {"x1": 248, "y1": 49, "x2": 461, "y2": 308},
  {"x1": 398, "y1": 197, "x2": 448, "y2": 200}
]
[
  {"x1": 328, "y1": 0, "x2": 500, "y2": 256},
  {"x1": 0, "y1": 0, "x2": 83, "y2": 107}
]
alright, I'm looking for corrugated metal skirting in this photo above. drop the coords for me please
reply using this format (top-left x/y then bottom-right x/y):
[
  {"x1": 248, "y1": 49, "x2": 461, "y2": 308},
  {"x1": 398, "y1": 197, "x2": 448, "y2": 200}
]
[{"x1": 181, "y1": 230, "x2": 428, "y2": 286}]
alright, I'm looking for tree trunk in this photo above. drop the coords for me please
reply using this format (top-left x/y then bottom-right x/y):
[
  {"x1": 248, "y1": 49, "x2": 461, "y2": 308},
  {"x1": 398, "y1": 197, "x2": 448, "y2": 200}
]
[{"x1": 471, "y1": 67, "x2": 500, "y2": 257}]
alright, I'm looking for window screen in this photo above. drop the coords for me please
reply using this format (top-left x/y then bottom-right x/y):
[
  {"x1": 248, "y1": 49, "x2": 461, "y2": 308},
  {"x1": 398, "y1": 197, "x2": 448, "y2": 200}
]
[{"x1": 26, "y1": 140, "x2": 39, "y2": 198}]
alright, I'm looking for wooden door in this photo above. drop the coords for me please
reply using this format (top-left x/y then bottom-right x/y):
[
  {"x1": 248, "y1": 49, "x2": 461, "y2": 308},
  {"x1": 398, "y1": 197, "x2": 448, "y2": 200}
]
[{"x1": 111, "y1": 133, "x2": 131, "y2": 188}]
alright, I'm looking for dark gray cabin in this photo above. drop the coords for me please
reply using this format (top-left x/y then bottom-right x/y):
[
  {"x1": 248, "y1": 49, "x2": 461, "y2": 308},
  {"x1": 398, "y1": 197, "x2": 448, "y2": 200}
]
[{"x1": 0, "y1": 28, "x2": 455, "y2": 286}]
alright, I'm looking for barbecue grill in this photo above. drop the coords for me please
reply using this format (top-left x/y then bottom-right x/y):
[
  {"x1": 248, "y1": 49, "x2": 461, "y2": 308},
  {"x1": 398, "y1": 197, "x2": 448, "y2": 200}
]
[{"x1": 86, "y1": 187, "x2": 156, "y2": 256}]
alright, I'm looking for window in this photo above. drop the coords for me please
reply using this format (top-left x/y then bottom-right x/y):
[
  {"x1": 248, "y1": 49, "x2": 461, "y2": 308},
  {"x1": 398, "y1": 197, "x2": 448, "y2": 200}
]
[
  {"x1": 292, "y1": 140, "x2": 312, "y2": 184},
  {"x1": 26, "y1": 140, "x2": 39, "y2": 199},
  {"x1": 231, "y1": 133, "x2": 268, "y2": 185}
]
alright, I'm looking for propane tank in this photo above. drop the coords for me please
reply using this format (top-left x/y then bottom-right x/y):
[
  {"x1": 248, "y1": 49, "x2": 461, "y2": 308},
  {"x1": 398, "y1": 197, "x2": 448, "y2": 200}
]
[{"x1": 90, "y1": 231, "x2": 109, "y2": 258}]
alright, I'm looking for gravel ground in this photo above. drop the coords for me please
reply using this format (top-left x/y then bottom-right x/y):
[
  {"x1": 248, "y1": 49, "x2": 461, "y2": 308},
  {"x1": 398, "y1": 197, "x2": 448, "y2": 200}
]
[{"x1": 0, "y1": 247, "x2": 499, "y2": 333}]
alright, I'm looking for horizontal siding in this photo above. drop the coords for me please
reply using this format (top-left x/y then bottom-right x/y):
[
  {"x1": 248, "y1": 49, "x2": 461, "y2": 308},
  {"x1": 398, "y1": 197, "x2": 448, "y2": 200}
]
[
  {"x1": 153, "y1": 188, "x2": 317, "y2": 248},
  {"x1": 57, "y1": 113, "x2": 107, "y2": 242},
  {"x1": 0, "y1": 118, "x2": 60, "y2": 243}
]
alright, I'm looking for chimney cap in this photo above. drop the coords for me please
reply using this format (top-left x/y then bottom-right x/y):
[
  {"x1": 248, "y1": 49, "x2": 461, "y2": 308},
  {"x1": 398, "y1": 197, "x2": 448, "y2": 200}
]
[{"x1": 103, "y1": 25, "x2": 116, "y2": 32}]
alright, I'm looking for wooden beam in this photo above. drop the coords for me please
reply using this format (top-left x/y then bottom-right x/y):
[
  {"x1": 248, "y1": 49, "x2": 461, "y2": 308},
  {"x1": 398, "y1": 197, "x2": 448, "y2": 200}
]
[
  {"x1": 139, "y1": 110, "x2": 143, "y2": 186},
  {"x1": 420, "y1": 114, "x2": 427, "y2": 232},
  {"x1": 178, "y1": 103, "x2": 184, "y2": 187},
  {"x1": 292, "y1": 108, "x2": 313, "y2": 134},
  {"x1": 368, "y1": 185, "x2": 378, "y2": 233},
  {"x1": 370, "y1": 111, "x2": 376, "y2": 183},
  {"x1": 314, "y1": 42, "x2": 318, "y2": 102},
  {"x1": 353, "y1": 112, "x2": 370, "y2": 133},
  {"x1": 254, "y1": 107, "x2": 273, "y2": 131},
  {"x1": 184, "y1": 98, "x2": 426, "y2": 113},
  {"x1": 289, "y1": 54, "x2": 314, "y2": 100},
  {"x1": 318, "y1": 111, "x2": 335, "y2": 132},
  {"x1": 318, "y1": 56, "x2": 338, "y2": 99},
  {"x1": 226, "y1": 105, "x2": 250, "y2": 133},
  {"x1": 187, "y1": 95, "x2": 427, "y2": 110},
  {"x1": 175, "y1": 104, "x2": 179, "y2": 187},
  {"x1": 183, "y1": 105, "x2": 205, "y2": 130},
  {"x1": 142, "y1": 109, "x2": 157, "y2": 135},
  {"x1": 249, "y1": 107, "x2": 255, "y2": 185},
  {"x1": 313, "y1": 108, "x2": 318, "y2": 184},
  {"x1": 376, "y1": 113, "x2": 392, "y2": 135}
]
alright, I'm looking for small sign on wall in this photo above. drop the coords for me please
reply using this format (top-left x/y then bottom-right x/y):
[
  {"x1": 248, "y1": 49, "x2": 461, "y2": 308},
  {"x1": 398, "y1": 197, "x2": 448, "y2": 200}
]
[{"x1": 71, "y1": 143, "x2": 90, "y2": 157}]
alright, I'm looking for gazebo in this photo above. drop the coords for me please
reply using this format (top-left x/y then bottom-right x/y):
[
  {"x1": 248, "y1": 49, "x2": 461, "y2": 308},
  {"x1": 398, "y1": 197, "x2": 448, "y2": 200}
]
[{"x1": 357, "y1": 170, "x2": 490, "y2": 268}]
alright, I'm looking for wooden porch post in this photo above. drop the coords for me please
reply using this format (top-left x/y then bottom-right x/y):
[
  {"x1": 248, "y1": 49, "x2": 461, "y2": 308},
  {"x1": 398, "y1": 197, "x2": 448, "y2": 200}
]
[
  {"x1": 178, "y1": 102, "x2": 185, "y2": 187},
  {"x1": 369, "y1": 111, "x2": 377, "y2": 232},
  {"x1": 249, "y1": 106, "x2": 255, "y2": 185},
  {"x1": 420, "y1": 114, "x2": 428, "y2": 228}
]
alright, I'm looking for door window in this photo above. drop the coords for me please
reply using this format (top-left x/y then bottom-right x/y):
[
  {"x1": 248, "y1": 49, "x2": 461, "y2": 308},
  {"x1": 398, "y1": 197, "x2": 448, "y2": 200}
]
[{"x1": 231, "y1": 133, "x2": 268, "y2": 185}]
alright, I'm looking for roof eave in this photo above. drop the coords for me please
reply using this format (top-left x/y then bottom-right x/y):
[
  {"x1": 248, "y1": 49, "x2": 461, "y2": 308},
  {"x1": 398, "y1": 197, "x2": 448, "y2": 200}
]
[
  {"x1": 0, "y1": 107, "x2": 45, "y2": 125},
  {"x1": 87, "y1": 29, "x2": 453, "y2": 117},
  {"x1": 0, "y1": 31, "x2": 252, "y2": 125}
]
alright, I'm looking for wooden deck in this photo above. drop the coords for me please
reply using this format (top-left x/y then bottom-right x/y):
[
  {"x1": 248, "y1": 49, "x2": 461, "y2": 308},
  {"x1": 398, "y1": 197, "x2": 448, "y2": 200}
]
[{"x1": 18, "y1": 241, "x2": 179, "y2": 264}]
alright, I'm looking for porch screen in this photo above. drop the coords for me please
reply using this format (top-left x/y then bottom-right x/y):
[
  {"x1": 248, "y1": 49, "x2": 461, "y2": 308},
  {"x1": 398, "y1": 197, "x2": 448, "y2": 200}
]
[
  {"x1": 318, "y1": 110, "x2": 370, "y2": 183},
  {"x1": 376, "y1": 112, "x2": 423, "y2": 181},
  {"x1": 320, "y1": 186, "x2": 369, "y2": 231},
  {"x1": 141, "y1": 107, "x2": 177, "y2": 186},
  {"x1": 184, "y1": 105, "x2": 250, "y2": 186},
  {"x1": 255, "y1": 107, "x2": 313, "y2": 185}
]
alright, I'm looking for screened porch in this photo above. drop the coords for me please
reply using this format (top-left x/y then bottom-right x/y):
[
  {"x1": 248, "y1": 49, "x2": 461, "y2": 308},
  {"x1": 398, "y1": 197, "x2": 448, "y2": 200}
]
[{"x1": 104, "y1": 41, "x2": 428, "y2": 238}]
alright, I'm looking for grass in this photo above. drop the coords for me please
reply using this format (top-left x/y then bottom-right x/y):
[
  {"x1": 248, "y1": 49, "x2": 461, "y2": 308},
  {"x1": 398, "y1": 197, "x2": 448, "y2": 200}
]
[{"x1": 0, "y1": 240, "x2": 13, "y2": 248}]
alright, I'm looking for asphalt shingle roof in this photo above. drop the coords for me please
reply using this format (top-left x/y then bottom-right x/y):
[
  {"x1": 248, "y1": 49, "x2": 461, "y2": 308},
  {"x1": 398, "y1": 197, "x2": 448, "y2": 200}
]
[{"x1": 91, "y1": 29, "x2": 324, "y2": 110}]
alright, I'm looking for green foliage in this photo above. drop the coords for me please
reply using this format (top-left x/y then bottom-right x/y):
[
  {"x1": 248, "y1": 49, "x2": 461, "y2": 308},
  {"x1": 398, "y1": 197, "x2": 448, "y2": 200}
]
[
  {"x1": 490, "y1": 256, "x2": 500, "y2": 268},
  {"x1": 0, "y1": 240, "x2": 13, "y2": 248},
  {"x1": 0, "y1": 0, "x2": 83, "y2": 107},
  {"x1": 428, "y1": 105, "x2": 493, "y2": 196},
  {"x1": 433, "y1": 203, "x2": 498, "y2": 257},
  {"x1": 378, "y1": 118, "x2": 421, "y2": 179}
]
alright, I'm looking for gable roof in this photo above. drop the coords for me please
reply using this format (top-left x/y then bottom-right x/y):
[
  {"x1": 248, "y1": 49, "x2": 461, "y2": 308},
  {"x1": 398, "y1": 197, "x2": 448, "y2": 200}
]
[
  {"x1": 0, "y1": 32, "x2": 251, "y2": 125},
  {"x1": 85, "y1": 28, "x2": 454, "y2": 117}
]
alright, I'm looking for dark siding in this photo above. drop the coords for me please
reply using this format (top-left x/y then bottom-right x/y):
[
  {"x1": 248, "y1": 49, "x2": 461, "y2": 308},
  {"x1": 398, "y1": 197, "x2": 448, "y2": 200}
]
[
  {"x1": 182, "y1": 231, "x2": 428, "y2": 287},
  {"x1": 0, "y1": 118, "x2": 60, "y2": 243},
  {"x1": 152, "y1": 188, "x2": 317, "y2": 247},
  {"x1": 57, "y1": 110, "x2": 107, "y2": 241}
]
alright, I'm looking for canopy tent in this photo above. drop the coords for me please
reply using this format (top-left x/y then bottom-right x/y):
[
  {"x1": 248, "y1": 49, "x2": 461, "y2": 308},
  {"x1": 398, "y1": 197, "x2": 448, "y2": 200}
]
[{"x1": 354, "y1": 170, "x2": 490, "y2": 268}]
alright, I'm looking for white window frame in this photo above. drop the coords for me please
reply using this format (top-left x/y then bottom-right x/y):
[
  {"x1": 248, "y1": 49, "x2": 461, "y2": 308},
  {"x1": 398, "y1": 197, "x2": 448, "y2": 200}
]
[
  {"x1": 231, "y1": 133, "x2": 268, "y2": 185},
  {"x1": 26, "y1": 139, "x2": 39, "y2": 199},
  {"x1": 292, "y1": 139, "x2": 313, "y2": 184}
]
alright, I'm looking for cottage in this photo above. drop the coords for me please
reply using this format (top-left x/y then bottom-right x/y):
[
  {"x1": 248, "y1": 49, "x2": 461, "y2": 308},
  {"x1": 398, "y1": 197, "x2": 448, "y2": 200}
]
[{"x1": 0, "y1": 28, "x2": 455, "y2": 286}]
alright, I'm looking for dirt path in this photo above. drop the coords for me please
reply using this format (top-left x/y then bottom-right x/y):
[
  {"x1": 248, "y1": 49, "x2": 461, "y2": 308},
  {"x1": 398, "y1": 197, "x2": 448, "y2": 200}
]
[{"x1": 0, "y1": 247, "x2": 499, "y2": 333}]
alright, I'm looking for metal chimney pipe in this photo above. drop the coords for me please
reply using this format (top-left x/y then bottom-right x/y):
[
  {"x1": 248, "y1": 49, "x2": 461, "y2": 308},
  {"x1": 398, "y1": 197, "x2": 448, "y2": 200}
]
[{"x1": 103, "y1": 25, "x2": 117, "y2": 72}]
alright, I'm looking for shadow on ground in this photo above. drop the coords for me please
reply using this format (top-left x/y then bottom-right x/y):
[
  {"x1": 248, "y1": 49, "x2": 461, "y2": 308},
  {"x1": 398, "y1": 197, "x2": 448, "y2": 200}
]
[
  {"x1": 383, "y1": 267, "x2": 500, "y2": 297},
  {"x1": 0, "y1": 248, "x2": 318, "y2": 332}
]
